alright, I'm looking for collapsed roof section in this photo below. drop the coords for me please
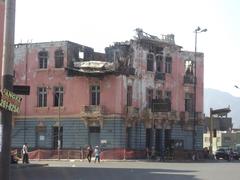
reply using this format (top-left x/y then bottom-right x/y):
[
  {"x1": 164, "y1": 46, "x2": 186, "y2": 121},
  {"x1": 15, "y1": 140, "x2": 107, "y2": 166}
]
[{"x1": 74, "y1": 61, "x2": 115, "y2": 73}]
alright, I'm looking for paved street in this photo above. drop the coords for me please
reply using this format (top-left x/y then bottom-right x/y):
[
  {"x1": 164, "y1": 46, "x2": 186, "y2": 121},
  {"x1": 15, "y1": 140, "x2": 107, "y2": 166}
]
[{"x1": 11, "y1": 160, "x2": 240, "y2": 180}]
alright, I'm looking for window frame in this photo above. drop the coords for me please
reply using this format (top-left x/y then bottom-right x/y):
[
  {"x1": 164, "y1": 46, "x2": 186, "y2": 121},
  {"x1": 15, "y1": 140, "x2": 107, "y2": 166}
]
[
  {"x1": 147, "y1": 54, "x2": 154, "y2": 72},
  {"x1": 90, "y1": 85, "x2": 100, "y2": 105},
  {"x1": 53, "y1": 86, "x2": 64, "y2": 107},
  {"x1": 165, "y1": 56, "x2": 172, "y2": 73},
  {"x1": 37, "y1": 87, "x2": 47, "y2": 107},
  {"x1": 38, "y1": 50, "x2": 48, "y2": 69},
  {"x1": 54, "y1": 49, "x2": 64, "y2": 68}
]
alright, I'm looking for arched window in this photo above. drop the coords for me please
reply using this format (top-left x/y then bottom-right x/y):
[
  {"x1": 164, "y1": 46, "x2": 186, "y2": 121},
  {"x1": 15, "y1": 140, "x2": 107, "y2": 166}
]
[{"x1": 55, "y1": 49, "x2": 64, "y2": 68}]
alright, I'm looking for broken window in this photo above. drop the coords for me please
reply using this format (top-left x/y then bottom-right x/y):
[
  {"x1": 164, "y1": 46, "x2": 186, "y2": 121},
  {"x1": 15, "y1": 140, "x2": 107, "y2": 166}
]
[
  {"x1": 90, "y1": 85, "x2": 100, "y2": 105},
  {"x1": 147, "y1": 54, "x2": 154, "y2": 71},
  {"x1": 146, "y1": 88, "x2": 153, "y2": 109},
  {"x1": 185, "y1": 93, "x2": 194, "y2": 112},
  {"x1": 37, "y1": 87, "x2": 47, "y2": 107},
  {"x1": 55, "y1": 49, "x2": 64, "y2": 68},
  {"x1": 38, "y1": 50, "x2": 48, "y2": 69},
  {"x1": 127, "y1": 85, "x2": 132, "y2": 106},
  {"x1": 165, "y1": 56, "x2": 172, "y2": 73},
  {"x1": 185, "y1": 60, "x2": 193, "y2": 75},
  {"x1": 156, "y1": 55, "x2": 163, "y2": 72},
  {"x1": 53, "y1": 86, "x2": 64, "y2": 107}
]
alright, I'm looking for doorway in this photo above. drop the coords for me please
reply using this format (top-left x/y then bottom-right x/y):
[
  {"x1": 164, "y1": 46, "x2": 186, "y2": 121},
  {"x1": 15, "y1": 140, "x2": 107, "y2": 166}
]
[{"x1": 89, "y1": 126, "x2": 100, "y2": 147}]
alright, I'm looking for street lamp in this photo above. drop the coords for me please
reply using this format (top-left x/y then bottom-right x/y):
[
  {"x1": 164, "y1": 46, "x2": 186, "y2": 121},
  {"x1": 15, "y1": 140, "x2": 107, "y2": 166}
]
[
  {"x1": 193, "y1": 27, "x2": 207, "y2": 153},
  {"x1": 55, "y1": 92, "x2": 61, "y2": 160}
]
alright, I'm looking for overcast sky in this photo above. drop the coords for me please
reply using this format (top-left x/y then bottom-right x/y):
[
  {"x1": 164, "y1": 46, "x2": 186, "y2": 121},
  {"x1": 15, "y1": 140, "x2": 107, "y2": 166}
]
[{"x1": 15, "y1": 0, "x2": 240, "y2": 96}]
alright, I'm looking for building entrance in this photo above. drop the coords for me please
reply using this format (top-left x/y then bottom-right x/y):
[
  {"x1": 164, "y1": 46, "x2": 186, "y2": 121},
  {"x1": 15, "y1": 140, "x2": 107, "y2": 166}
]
[{"x1": 89, "y1": 126, "x2": 100, "y2": 147}]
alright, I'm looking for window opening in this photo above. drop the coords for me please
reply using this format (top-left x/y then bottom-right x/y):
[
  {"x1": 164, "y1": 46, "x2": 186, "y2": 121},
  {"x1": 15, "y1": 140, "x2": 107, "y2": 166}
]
[
  {"x1": 90, "y1": 85, "x2": 100, "y2": 105},
  {"x1": 147, "y1": 54, "x2": 154, "y2": 71},
  {"x1": 165, "y1": 56, "x2": 172, "y2": 73},
  {"x1": 53, "y1": 87, "x2": 64, "y2": 107},
  {"x1": 38, "y1": 51, "x2": 48, "y2": 69},
  {"x1": 37, "y1": 87, "x2": 47, "y2": 107},
  {"x1": 55, "y1": 49, "x2": 64, "y2": 68}
]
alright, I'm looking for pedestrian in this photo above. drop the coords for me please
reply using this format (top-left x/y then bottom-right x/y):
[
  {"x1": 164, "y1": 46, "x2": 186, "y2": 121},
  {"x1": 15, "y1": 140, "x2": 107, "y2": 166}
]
[
  {"x1": 87, "y1": 145, "x2": 93, "y2": 163},
  {"x1": 22, "y1": 143, "x2": 29, "y2": 164},
  {"x1": 146, "y1": 147, "x2": 151, "y2": 160},
  {"x1": 94, "y1": 146, "x2": 100, "y2": 163}
]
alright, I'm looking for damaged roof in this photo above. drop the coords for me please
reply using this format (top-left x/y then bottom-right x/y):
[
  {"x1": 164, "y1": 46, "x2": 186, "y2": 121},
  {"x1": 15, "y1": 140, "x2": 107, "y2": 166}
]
[{"x1": 71, "y1": 61, "x2": 115, "y2": 74}]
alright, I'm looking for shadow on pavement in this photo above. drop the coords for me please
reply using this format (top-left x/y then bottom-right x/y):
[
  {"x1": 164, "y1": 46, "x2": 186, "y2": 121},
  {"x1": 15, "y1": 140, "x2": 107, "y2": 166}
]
[{"x1": 11, "y1": 166, "x2": 199, "y2": 180}]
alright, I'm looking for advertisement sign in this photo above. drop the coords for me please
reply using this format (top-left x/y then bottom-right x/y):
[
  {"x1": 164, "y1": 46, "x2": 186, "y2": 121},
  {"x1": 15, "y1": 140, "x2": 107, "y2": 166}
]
[{"x1": 0, "y1": 88, "x2": 22, "y2": 113}]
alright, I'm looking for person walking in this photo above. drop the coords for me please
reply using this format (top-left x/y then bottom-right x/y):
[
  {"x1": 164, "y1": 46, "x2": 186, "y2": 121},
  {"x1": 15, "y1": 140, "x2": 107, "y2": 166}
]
[
  {"x1": 86, "y1": 145, "x2": 93, "y2": 163},
  {"x1": 22, "y1": 143, "x2": 29, "y2": 164},
  {"x1": 94, "y1": 146, "x2": 100, "y2": 163}
]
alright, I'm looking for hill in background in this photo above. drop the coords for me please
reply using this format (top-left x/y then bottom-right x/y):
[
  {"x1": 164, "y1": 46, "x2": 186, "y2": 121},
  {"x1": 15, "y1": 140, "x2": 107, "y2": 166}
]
[{"x1": 204, "y1": 88, "x2": 240, "y2": 128}]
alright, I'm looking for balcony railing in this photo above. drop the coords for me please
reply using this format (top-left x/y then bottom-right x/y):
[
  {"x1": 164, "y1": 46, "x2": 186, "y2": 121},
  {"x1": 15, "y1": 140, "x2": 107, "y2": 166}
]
[
  {"x1": 155, "y1": 72, "x2": 165, "y2": 81},
  {"x1": 80, "y1": 105, "x2": 105, "y2": 117},
  {"x1": 126, "y1": 106, "x2": 139, "y2": 118},
  {"x1": 180, "y1": 111, "x2": 189, "y2": 122},
  {"x1": 184, "y1": 75, "x2": 196, "y2": 84}
]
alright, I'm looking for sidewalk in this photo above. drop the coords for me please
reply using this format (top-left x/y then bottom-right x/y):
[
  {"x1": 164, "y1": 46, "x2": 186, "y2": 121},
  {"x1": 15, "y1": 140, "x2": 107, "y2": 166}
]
[{"x1": 11, "y1": 162, "x2": 48, "y2": 169}]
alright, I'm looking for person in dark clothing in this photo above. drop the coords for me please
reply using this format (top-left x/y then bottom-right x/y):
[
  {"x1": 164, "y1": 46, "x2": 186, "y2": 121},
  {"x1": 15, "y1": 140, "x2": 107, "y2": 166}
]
[{"x1": 87, "y1": 146, "x2": 93, "y2": 163}]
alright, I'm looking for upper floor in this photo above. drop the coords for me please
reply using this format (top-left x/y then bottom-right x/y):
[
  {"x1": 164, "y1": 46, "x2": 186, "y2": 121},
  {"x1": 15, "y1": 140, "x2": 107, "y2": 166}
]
[{"x1": 13, "y1": 29, "x2": 204, "y2": 124}]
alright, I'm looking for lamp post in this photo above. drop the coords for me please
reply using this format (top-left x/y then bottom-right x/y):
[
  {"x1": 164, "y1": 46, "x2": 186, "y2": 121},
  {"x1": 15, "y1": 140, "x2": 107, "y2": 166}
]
[
  {"x1": 193, "y1": 27, "x2": 207, "y2": 153},
  {"x1": 55, "y1": 93, "x2": 61, "y2": 160}
]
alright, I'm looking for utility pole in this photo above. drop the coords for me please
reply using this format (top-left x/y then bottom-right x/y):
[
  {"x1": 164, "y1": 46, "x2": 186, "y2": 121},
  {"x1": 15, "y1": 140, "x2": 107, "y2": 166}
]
[
  {"x1": 0, "y1": 0, "x2": 16, "y2": 179},
  {"x1": 192, "y1": 27, "x2": 207, "y2": 155}
]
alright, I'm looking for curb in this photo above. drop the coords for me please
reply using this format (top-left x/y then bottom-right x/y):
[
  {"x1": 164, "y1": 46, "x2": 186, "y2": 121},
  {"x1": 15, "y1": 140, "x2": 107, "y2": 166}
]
[{"x1": 11, "y1": 163, "x2": 48, "y2": 169}]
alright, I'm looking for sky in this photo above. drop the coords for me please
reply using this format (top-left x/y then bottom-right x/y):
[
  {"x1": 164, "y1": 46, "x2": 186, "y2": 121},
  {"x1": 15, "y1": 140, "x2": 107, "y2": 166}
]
[{"x1": 14, "y1": 0, "x2": 240, "y2": 97}]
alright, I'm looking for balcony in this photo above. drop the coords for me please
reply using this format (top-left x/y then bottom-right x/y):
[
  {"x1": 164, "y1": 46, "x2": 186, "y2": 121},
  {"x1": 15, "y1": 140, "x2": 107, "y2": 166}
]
[
  {"x1": 155, "y1": 72, "x2": 165, "y2": 81},
  {"x1": 180, "y1": 111, "x2": 189, "y2": 122},
  {"x1": 80, "y1": 105, "x2": 105, "y2": 118},
  {"x1": 127, "y1": 67, "x2": 135, "y2": 76},
  {"x1": 126, "y1": 106, "x2": 139, "y2": 119},
  {"x1": 184, "y1": 75, "x2": 196, "y2": 84}
]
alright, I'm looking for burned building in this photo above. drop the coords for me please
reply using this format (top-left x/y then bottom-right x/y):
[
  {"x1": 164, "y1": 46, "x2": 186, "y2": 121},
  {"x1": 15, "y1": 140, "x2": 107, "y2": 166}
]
[{"x1": 11, "y1": 29, "x2": 204, "y2": 158}]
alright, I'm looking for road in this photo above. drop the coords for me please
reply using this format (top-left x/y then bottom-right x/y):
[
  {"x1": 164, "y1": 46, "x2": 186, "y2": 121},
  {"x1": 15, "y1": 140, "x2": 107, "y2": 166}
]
[{"x1": 11, "y1": 160, "x2": 240, "y2": 180}]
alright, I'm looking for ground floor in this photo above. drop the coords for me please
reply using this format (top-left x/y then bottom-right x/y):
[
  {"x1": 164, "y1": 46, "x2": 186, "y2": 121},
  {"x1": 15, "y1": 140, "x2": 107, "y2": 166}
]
[{"x1": 11, "y1": 116, "x2": 203, "y2": 158}]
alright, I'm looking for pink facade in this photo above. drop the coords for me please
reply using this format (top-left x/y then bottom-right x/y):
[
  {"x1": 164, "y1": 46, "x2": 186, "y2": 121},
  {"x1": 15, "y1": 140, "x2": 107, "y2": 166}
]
[
  {"x1": 13, "y1": 32, "x2": 204, "y2": 127},
  {"x1": 11, "y1": 29, "x2": 205, "y2": 153}
]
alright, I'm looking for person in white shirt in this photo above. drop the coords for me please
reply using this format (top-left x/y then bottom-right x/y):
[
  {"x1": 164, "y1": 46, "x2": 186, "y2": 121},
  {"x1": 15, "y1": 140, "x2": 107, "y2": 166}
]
[{"x1": 22, "y1": 143, "x2": 29, "y2": 164}]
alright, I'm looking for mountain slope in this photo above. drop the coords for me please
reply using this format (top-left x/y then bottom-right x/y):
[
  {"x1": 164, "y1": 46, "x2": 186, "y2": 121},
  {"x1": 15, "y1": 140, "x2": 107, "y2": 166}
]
[{"x1": 204, "y1": 88, "x2": 240, "y2": 127}]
